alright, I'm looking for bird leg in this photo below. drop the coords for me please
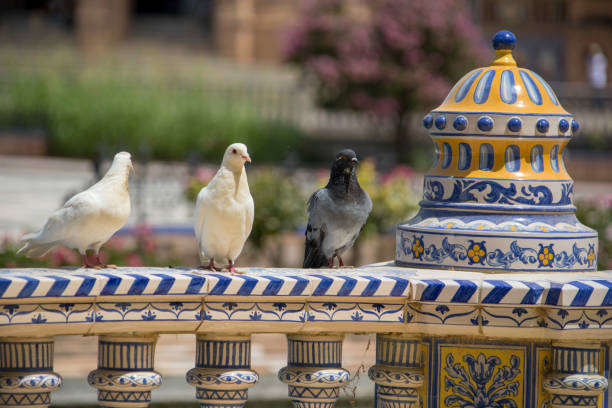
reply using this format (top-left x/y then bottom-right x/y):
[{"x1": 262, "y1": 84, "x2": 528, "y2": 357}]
[
  {"x1": 327, "y1": 257, "x2": 334, "y2": 268},
  {"x1": 199, "y1": 258, "x2": 220, "y2": 272},
  {"x1": 94, "y1": 253, "x2": 116, "y2": 269},
  {"x1": 336, "y1": 256, "x2": 353, "y2": 268},
  {"x1": 227, "y1": 260, "x2": 244, "y2": 275},
  {"x1": 81, "y1": 253, "x2": 95, "y2": 269}
]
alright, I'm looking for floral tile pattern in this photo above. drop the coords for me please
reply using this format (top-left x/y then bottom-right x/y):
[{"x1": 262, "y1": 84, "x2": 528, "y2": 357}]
[
  {"x1": 96, "y1": 301, "x2": 201, "y2": 322},
  {"x1": 0, "y1": 302, "x2": 95, "y2": 326},
  {"x1": 202, "y1": 301, "x2": 306, "y2": 322},
  {"x1": 308, "y1": 302, "x2": 404, "y2": 322}
]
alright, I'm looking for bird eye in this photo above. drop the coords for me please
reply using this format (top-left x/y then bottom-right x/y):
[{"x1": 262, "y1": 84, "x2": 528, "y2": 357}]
[{"x1": 232, "y1": 148, "x2": 237, "y2": 154}]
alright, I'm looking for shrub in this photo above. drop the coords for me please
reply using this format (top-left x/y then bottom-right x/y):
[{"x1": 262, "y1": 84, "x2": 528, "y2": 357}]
[
  {"x1": 0, "y1": 67, "x2": 303, "y2": 162},
  {"x1": 0, "y1": 224, "x2": 182, "y2": 268},
  {"x1": 576, "y1": 196, "x2": 612, "y2": 270},
  {"x1": 284, "y1": 0, "x2": 487, "y2": 159}
]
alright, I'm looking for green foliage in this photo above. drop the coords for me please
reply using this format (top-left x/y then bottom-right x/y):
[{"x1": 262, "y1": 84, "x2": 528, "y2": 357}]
[
  {"x1": 0, "y1": 225, "x2": 181, "y2": 268},
  {"x1": 248, "y1": 169, "x2": 307, "y2": 248},
  {"x1": 576, "y1": 197, "x2": 612, "y2": 270},
  {"x1": 352, "y1": 159, "x2": 419, "y2": 237},
  {"x1": 0, "y1": 67, "x2": 303, "y2": 162}
]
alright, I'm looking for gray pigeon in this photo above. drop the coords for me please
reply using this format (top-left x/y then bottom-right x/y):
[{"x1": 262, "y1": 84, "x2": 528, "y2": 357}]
[{"x1": 303, "y1": 149, "x2": 372, "y2": 268}]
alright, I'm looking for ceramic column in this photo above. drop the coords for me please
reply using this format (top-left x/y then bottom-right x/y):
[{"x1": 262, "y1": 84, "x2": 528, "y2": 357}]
[
  {"x1": 543, "y1": 342, "x2": 608, "y2": 408},
  {"x1": 0, "y1": 337, "x2": 61, "y2": 408},
  {"x1": 186, "y1": 334, "x2": 258, "y2": 408},
  {"x1": 368, "y1": 334, "x2": 424, "y2": 408},
  {"x1": 278, "y1": 334, "x2": 350, "y2": 408},
  {"x1": 87, "y1": 335, "x2": 162, "y2": 408}
]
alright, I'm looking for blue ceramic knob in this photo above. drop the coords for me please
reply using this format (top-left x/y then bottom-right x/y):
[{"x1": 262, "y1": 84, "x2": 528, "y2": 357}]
[
  {"x1": 423, "y1": 114, "x2": 433, "y2": 129},
  {"x1": 435, "y1": 116, "x2": 446, "y2": 130},
  {"x1": 507, "y1": 117, "x2": 522, "y2": 132},
  {"x1": 536, "y1": 119, "x2": 550, "y2": 133},
  {"x1": 571, "y1": 119, "x2": 579, "y2": 133},
  {"x1": 492, "y1": 30, "x2": 516, "y2": 50},
  {"x1": 453, "y1": 116, "x2": 468, "y2": 131},
  {"x1": 558, "y1": 119, "x2": 569, "y2": 133},
  {"x1": 477, "y1": 116, "x2": 494, "y2": 132}
]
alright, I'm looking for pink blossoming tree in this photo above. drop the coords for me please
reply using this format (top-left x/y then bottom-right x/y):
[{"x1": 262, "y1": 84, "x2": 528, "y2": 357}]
[{"x1": 284, "y1": 0, "x2": 488, "y2": 160}]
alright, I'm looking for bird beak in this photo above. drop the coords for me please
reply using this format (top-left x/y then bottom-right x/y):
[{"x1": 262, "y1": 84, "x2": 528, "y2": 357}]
[
  {"x1": 351, "y1": 157, "x2": 360, "y2": 166},
  {"x1": 242, "y1": 154, "x2": 251, "y2": 163}
]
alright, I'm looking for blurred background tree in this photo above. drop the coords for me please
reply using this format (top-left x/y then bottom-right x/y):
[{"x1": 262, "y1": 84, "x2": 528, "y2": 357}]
[{"x1": 284, "y1": 0, "x2": 488, "y2": 162}]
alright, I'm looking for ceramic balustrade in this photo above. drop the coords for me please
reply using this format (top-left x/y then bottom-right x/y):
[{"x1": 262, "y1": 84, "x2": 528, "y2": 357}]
[
  {"x1": 87, "y1": 335, "x2": 162, "y2": 408},
  {"x1": 278, "y1": 334, "x2": 349, "y2": 408},
  {"x1": 544, "y1": 343, "x2": 608, "y2": 408},
  {"x1": 186, "y1": 334, "x2": 258, "y2": 408},
  {"x1": 0, "y1": 337, "x2": 61, "y2": 408},
  {"x1": 0, "y1": 266, "x2": 610, "y2": 408}
]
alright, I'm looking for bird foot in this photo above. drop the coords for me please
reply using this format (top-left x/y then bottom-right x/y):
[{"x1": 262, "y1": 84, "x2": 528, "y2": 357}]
[
  {"x1": 221, "y1": 267, "x2": 245, "y2": 275},
  {"x1": 198, "y1": 259, "x2": 221, "y2": 272},
  {"x1": 94, "y1": 264, "x2": 117, "y2": 269},
  {"x1": 338, "y1": 265, "x2": 354, "y2": 269},
  {"x1": 198, "y1": 265, "x2": 220, "y2": 272}
]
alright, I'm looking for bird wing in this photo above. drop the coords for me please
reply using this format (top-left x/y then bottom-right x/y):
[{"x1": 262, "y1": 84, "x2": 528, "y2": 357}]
[
  {"x1": 31, "y1": 190, "x2": 99, "y2": 245},
  {"x1": 244, "y1": 194, "x2": 254, "y2": 237},
  {"x1": 194, "y1": 186, "x2": 211, "y2": 252},
  {"x1": 238, "y1": 170, "x2": 254, "y2": 237},
  {"x1": 303, "y1": 188, "x2": 330, "y2": 268}
]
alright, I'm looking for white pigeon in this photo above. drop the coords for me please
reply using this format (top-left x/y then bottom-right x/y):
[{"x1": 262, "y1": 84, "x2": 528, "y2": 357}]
[
  {"x1": 194, "y1": 143, "x2": 253, "y2": 274},
  {"x1": 18, "y1": 151, "x2": 133, "y2": 268}
]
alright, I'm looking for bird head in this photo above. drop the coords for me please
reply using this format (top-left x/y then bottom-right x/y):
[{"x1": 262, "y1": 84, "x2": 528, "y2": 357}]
[
  {"x1": 223, "y1": 143, "x2": 251, "y2": 172},
  {"x1": 332, "y1": 149, "x2": 360, "y2": 175},
  {"x1": 111, "y1": 151, "x2": 133, "y2": 173}
]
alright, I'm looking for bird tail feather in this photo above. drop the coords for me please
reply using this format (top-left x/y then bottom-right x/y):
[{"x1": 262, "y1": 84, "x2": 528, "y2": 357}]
[
  {"x1": 303, "y1": 244, "x2": 328, "y2": 268},
  {"x1": 17, "y1": 241, "x2": 58, "y2": 258}
]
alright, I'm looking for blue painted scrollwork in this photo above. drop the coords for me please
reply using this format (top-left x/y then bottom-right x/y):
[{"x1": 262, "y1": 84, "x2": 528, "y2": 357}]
[
  {"x1": 423, "y1": 179, "x2": 573, "y2": 206},
  {"x1": 400, "y1": 232, "x2": 595, "y2": 270},
  {"x1": 486, "y1": 241, "x2": 538, "y2": 268},
  {"x1": 423, "y1": 238, "x2": 468, "y2": 263}
]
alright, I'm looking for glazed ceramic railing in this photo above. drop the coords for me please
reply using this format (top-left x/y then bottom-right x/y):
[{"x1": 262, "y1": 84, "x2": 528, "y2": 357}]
[{"x1": 0, "y1": 264, "x2": 610, "y2": 408}]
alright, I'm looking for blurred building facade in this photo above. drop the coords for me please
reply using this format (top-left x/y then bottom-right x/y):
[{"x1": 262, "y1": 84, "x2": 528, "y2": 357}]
[{"x1": 1, "y1": 0, "x2": 610, "y2": 83}]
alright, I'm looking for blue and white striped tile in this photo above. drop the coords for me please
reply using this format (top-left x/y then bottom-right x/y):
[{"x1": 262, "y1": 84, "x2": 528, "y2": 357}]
[
  {"x1": 92, "y1": 268, "x2": 208, "y2": 296},
  {"x1": 0, "y1": 269, "x2": 100, "y2": 299},
  {"x1": 410, "y1": 278, "x2": 479, "y2": 304},
  {"x1": 481, "y1": 279, "x2": 550, "y2": 305},
  {"x1": 204, "y1": 271, "x2": 312, "y2": 297}
]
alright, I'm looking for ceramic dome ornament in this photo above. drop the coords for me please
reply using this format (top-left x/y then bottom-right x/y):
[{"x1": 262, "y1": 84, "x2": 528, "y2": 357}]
[{"x1": 396, "y1": 30, "x2": 597, "y2": 272}]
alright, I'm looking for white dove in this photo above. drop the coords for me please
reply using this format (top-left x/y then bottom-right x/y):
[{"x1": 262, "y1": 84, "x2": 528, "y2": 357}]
[
  {"x1": 194, "y1": 143, "x2": 253, "y2": 274},
  {"x1": 18, "y1": 151, "x2": 133, "y2": 268}
]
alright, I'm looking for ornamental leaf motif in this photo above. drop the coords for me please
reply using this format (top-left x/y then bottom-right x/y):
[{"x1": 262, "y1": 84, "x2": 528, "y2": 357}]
[
  {"x1": 444, "y1": 352, "x2": 520, "y2": 408},
  {"x1": 423, "y1": 179, "x2": 570, "y2": 207}
]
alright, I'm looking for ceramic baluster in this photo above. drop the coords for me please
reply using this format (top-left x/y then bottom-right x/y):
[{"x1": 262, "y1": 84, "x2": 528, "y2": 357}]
[
  {"x1": 87, "y1": 335, "x2": 162, "y2": 408},
  {"x1": 0, "y1": 337, "x2": 61, "y2": 408},
  {"x1": 278, "y1": 334, "x2": 350, "y2": 408},
  {"x1": 186, "y1": 334, "x2": 258, "y2": 408},
  {"x1": 543, "y1": 342, "x2": 608, "y2": 408},
  {"x1": 368, "y1": 334, "x2": 424, "y2": 408}
]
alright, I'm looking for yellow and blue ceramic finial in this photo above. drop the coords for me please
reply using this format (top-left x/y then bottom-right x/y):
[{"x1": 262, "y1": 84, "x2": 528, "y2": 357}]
[
  {"x1": 491, "y1": 30, "x2": 517, "y2": 66},
  {"x1": 397, "y1": 30, "x2": 597, "y2": 272}
]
